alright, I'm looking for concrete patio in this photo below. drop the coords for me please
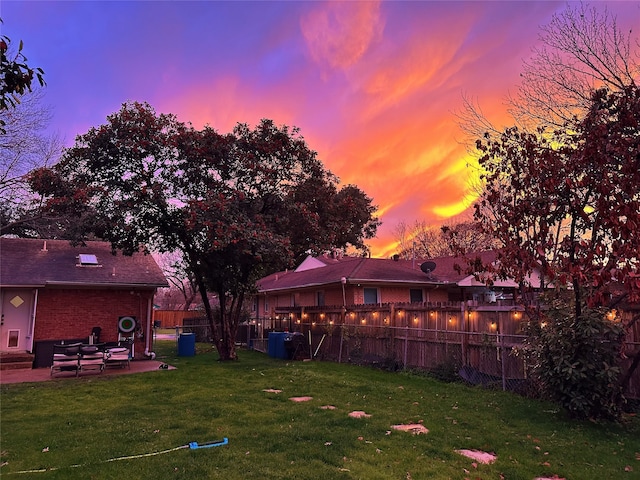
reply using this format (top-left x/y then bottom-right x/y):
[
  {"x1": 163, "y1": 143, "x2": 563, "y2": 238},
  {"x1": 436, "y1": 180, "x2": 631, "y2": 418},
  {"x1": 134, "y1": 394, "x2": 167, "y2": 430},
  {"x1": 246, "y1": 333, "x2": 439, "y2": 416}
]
[{"x1": 0, "y1": 360, "x2": 175, "y2": 385}]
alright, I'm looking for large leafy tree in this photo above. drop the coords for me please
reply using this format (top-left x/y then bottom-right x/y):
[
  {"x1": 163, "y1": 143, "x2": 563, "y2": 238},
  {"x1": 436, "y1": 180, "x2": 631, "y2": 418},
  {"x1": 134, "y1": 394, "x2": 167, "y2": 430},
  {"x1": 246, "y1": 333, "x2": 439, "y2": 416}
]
[
  {"x1": 32, "y1": 102, "x2": 379, "y2": 360},
  {"x1": 474, "y1": 85, "x2": 640, "y2": 417}
]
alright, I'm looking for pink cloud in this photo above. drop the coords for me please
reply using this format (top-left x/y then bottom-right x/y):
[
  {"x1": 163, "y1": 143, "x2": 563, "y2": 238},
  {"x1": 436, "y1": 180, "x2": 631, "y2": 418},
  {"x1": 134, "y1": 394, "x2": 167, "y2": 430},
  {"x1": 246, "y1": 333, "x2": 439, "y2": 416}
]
[{"x1": 300, "y1": 1, "x2": 384, "y2": 70}]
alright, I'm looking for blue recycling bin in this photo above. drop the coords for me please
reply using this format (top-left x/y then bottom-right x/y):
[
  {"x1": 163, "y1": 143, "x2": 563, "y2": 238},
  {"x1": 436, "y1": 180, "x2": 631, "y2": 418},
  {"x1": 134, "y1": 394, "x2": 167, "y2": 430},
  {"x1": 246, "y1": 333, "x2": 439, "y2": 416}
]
[
  {"x1": 178, "y1": 332, "x2": 196, "y2": 356},
  {"x1": 268, "y1": 332, "x2": 288, "y2": 359}
]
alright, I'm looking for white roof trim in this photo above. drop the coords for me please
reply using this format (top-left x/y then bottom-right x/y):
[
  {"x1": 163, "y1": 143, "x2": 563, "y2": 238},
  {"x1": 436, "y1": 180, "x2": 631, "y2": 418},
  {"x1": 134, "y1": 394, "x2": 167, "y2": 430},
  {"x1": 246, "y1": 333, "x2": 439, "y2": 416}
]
[
  {"x1": 294, "y1": 255, "x2": 327, "y2": 272},
  {"x1": 457, "y1": 269, "x2": 545, "y2": 289},
  {"x1": 457, "y1": 275, "x2": 519, "y2": 288}
]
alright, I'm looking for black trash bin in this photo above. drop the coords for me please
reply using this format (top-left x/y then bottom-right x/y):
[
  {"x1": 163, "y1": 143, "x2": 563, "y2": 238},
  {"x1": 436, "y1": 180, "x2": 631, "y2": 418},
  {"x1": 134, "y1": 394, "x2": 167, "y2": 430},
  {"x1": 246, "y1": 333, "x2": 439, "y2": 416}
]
[{"x1": 283, "y1": 332, "x2": 308, "y2": 360}]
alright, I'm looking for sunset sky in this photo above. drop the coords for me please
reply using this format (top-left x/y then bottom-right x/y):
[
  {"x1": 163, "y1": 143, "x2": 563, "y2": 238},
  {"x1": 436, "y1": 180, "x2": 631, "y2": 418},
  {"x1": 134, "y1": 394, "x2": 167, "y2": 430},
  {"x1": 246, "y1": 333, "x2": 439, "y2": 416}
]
[{"x1": 3, "y1": 1, "x2": 639, "y2": 257}]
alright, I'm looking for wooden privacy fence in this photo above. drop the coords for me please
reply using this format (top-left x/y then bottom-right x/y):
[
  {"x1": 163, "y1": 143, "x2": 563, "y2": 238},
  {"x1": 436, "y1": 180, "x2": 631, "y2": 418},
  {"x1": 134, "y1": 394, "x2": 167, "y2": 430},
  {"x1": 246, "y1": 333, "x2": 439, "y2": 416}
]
[
  {"x1": 249, "y1": 302, "x2": 640, "y2": 399},
  {"x1": 153, "y1": 310, "x2": 200, "y2": 328}
]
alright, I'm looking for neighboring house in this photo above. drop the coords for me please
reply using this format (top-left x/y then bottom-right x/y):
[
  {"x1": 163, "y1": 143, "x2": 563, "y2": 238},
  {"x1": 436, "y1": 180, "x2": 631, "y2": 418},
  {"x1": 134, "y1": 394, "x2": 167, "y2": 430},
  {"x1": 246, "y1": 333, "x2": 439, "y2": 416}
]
[
  {"x1": 254, "y1": 251, "x2": 526, "y2": 315},
  {"x1": 0, "y1": 238, "x2": 167, "y2": 366}
]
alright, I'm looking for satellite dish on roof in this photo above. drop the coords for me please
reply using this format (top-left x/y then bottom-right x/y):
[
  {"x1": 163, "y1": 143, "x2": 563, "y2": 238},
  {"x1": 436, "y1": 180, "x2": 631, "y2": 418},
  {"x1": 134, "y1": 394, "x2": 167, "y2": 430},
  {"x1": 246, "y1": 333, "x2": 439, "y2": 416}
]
[{"x1": 420, "y1": 261, "x2": 437, "y2": 274}]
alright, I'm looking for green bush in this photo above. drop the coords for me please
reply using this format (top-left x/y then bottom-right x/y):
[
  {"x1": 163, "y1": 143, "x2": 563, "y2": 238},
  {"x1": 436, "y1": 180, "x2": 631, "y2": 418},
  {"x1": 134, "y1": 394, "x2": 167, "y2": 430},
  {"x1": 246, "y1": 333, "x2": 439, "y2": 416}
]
[
  {"x1": 429, "y1": 356, "x2": 462, "y2": 383},
  {"x1": 525, "y1": 291, "x2": 625, "y2": 420}
]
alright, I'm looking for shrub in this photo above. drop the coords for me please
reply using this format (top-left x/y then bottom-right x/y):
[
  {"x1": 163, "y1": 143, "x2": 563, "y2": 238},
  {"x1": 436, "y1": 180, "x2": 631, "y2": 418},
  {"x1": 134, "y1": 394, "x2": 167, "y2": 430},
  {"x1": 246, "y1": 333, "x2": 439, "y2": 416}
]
[
  {"x1": 429, "y1": 355, "x2": 462, "y2": 383},
  {"x1": 524, "y1": 291, "x2": 625, "y2": 420}
]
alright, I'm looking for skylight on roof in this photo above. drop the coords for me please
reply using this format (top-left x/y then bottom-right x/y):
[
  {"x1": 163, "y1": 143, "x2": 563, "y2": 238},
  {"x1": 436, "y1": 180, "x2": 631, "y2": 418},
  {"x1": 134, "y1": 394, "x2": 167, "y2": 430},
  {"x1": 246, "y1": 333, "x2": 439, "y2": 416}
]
[{"x1": 78, "y1": 254, "x2": 99, "y2": 265}]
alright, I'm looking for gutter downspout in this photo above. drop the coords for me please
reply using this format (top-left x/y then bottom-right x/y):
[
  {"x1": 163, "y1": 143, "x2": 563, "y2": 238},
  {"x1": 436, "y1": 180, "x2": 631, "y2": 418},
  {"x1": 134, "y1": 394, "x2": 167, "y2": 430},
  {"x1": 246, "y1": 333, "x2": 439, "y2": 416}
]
[
  {"x1": 28, "y1": 289, "x2": 38, "y2": 353},
  {"x1": 144, "y1": 294, "x2": 156, "y2": 359}
]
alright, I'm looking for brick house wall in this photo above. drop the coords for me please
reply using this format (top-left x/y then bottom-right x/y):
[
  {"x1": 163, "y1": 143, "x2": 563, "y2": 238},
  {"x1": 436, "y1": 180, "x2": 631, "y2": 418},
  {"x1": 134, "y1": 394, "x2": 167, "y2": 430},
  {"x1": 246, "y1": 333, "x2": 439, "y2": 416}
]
[
  {"x1": 380, "y1": 286, "x2": 407, "y2": 303},
  {"x1": 34, "y1": 287, "x2": 155, "y2": 358},
  {"x1": 297, "y1": 291, "x2": 315, "y2": 306},
  {"x1": 259, "y1": 287, "x2": 351, "y2": 313},
  {"x1": 274, "y1": 294, "x2": 292, "y2": 308},
  {"x1": 257, "y1": 284, "x2": 452, "y2": 313},
  {"x1": 325, "y1": 288, "x2": 345, "y2": 306}
]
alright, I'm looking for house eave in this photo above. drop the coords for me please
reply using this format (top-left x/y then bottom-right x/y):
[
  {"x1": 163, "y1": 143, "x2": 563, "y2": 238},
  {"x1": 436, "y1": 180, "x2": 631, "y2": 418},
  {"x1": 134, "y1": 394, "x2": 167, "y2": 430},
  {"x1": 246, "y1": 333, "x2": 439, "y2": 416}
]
[
  {"x1": 258, "y1": 281, "x2": 334, "y2": 293},
  {"x1": 347, "y1": 278, "x2": 449, "y2": 286},
  {"x1": 258, "y1": 278, "x2": 451, "y2": 294},
  {"x1": 44, "y1": 281, "x2": 168, "y2": 289}
]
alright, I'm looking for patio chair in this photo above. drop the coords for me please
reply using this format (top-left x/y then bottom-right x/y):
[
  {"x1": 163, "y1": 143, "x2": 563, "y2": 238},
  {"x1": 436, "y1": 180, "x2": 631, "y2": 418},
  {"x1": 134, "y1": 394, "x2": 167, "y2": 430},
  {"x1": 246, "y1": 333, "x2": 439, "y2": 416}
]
[
  {"x1": 51, "y1": 343, "x2": 81, "y2": 377},
  {"x1": 105, "y1": 343, "x2": 131, "y2": 369},
  {"x1": 78, "y1": 344, "x2": 106, "y2": 375}
]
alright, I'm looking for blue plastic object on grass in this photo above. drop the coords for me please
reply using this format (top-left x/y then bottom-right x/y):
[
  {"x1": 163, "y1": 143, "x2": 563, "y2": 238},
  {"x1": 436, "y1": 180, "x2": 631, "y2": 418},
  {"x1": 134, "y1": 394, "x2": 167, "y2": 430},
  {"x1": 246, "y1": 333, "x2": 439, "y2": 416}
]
[{"x1": 189, "y1": 438, "x2": 229, "y2": 449}]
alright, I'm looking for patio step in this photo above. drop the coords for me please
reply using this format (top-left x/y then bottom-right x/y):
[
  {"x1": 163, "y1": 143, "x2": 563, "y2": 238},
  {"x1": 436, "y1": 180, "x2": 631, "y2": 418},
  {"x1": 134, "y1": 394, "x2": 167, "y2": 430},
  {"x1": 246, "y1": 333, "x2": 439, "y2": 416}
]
[{"x1": 0, "y1": 353, "x2": 34, "y2": 370}]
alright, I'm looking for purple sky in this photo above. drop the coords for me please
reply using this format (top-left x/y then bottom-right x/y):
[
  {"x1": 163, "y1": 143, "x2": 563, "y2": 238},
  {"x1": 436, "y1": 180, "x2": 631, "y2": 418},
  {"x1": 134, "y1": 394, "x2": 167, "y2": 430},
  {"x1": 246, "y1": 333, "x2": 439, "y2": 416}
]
[{"x1": 3, "y1": 1, "x2": 639, "y2": 256}]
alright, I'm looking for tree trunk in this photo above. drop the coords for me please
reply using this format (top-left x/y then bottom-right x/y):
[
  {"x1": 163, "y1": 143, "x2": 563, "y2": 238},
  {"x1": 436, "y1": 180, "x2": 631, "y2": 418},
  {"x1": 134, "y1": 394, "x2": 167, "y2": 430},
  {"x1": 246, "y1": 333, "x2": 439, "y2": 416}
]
[
  {"x1": 192, "y1": 275, "x2": 221, "y2": 353},
  {"x1": 215, "y1": 289, "x2": 238, "y2": 361}
]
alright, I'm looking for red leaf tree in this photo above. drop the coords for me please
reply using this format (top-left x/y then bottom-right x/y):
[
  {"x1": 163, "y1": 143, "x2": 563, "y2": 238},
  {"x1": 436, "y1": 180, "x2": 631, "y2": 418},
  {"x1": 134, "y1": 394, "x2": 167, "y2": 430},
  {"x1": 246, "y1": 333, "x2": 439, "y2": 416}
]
[
  {"x1": 476, "y1": 85, "x2": 639, "y2": 307},
  {"x1": 474, "y1": 85, "x2": 640, "y2": 415}
]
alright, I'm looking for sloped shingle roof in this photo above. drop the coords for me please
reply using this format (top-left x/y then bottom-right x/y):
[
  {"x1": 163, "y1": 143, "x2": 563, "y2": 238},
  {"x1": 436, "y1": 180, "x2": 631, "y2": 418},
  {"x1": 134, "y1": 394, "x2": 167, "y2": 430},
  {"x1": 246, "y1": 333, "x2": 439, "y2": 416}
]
[
  {"x1": 0, "y1": 238, "x2": 168, "y2": 288},
  {"x1": 257, "y1": 251, "x2": 499, "y2": 293}
]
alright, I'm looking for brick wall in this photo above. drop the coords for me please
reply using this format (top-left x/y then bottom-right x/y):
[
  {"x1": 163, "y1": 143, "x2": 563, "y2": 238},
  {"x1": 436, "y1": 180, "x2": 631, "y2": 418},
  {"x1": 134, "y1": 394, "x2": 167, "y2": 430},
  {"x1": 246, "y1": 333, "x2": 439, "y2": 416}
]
[
  {"x1": 259, "y1": 285, "x2": 451, "y2": 311},
  {"x1": 298, "y1": 291, "x2": 315, "y2": 306},
  {"x1": 325, "y1": 288, "x2": 344, "y2": 306},
  {"x1": 380, "y1": 287, "x2": 409, "y2": 303},
  {"x1": 34, "y1": 287, "x2": 155, "y2": 358}
]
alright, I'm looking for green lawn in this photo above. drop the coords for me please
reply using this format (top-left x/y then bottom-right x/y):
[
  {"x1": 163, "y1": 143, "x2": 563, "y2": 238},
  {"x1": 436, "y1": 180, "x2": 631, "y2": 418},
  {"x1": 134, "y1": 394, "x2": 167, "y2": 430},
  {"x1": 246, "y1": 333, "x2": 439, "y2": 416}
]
[{"x1": 1, "y1": 341, "x2": 639, "y2": 479}]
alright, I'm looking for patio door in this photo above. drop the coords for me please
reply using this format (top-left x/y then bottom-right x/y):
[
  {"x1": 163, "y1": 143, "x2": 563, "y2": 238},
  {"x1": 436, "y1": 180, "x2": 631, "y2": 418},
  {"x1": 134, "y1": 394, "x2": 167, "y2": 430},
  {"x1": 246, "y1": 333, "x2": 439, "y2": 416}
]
[{"x1": 0, "y1": 289, "x2": 35, "y2": 352}]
